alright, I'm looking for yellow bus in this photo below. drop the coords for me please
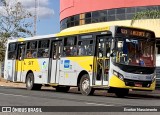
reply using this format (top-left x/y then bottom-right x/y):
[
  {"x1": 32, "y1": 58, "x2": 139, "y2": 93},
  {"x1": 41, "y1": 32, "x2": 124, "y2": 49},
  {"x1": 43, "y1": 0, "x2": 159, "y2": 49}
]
[{"x1": 4, "y1": 25, "x2": 156, "y2": 97}]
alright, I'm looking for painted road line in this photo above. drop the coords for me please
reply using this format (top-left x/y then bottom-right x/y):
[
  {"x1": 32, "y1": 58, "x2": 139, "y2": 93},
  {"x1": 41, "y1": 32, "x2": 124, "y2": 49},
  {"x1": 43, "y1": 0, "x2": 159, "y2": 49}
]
[
  {"x1": 0, "y1": 92, "x2": 29, "y2": 98},
  {"x1": 86, "y1": 102, "x2": 114, "y2": 106}
]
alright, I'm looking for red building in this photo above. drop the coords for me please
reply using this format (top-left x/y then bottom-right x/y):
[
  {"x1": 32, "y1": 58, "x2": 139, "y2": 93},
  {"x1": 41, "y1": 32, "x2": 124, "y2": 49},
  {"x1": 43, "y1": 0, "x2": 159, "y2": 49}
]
[{"x1": 60, "y1": 0, "x2": 160, "y2": 37}]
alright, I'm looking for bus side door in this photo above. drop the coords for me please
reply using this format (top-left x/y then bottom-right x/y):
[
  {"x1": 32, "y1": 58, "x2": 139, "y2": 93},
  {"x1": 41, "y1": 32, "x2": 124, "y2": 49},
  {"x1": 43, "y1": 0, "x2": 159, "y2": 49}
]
[
  {"x1": 49, "y1": 40, "x2": 62, "y2": 83},
  {"x1": 94, "y1": 35, "x2": 111, "y2": 86},
  {"x1": 6, "y1": 43, "x2": 17, "y2": 81},
  {"x1": 15, "y1": 44, "x2": 26, "y2": 82}
]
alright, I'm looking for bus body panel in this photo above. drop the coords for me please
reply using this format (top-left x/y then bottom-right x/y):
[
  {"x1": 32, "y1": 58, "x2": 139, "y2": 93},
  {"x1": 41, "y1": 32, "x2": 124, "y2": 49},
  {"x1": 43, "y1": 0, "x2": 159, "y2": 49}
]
[
  {"x1": 17, "y1": 58, "x2": 49, "y2": 84},
  {"x1": 109, "y1": 61, "x2": 155, "y2": 91},
  {"x1": 59, "y1": 56, "x2": 94, "y2": 86},
  {"x1": 109, "y1": 75, "x2": 155, "y2": 90},
  {"x1": 50, "y1": 59, "x2": 60, "y2": 83},
  {"x1": 3, "y1": 25, "x2": 157, "y2": 95},
  {"x1": 4, "y1": 60, "x2": 16, "y2": 81}
]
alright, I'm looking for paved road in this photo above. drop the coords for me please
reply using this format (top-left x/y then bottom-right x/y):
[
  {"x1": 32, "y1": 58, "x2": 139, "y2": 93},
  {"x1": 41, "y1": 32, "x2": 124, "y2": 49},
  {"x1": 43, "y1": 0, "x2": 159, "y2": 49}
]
[
  {"x1": 0, "y1": 86, "x2": 160, "y2": 106},
  {"x1": 0, "y1": 86, "x2": 160, "y2": 114}
]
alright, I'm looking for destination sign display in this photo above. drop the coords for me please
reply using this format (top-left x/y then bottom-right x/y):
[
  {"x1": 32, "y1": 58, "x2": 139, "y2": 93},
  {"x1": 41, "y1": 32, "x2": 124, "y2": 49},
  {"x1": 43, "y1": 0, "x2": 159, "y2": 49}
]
[{"x1": 116, "y1": 27, "x2": 155, "y2": 38}]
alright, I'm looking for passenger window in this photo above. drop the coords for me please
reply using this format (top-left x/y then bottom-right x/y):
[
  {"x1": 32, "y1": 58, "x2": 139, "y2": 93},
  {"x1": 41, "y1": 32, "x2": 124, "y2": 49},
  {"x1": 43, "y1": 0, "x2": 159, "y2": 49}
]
[
  {"x1": 8, "y1": 43, "x2": 17, "y2": 59},
  {"x1": 38, "y1": 40, "x2": 50, "y2": 58},
  {"x1": 26, "y1": 41, "x2": 37, "y2": 58},
  {"x1": 63, "y1": 36, "x2": 77, "y2": 56},
  {"x1": 78, "y1": 40, "x2": 93, "y2": 56}
]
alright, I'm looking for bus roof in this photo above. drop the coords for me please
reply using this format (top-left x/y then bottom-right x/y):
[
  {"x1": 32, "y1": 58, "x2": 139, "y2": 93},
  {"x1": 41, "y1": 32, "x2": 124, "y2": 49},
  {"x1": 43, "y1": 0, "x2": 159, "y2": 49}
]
[
  {"x1": 7, "y1": 23, "x2": 155, "y2": 44},
  {"x1": 56, "y1": 22, "x2": 155, "y2": 37},
  {"x1": 56, "y1": 22, "x2": 110, "y2": 37},
  {"x1": 8, "y1": 34, "x2": 57, "y2": 43}
]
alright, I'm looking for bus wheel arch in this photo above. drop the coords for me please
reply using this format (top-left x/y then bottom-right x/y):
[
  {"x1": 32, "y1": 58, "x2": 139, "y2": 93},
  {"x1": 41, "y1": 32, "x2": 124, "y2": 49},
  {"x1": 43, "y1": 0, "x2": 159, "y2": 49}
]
[
  {"x1": 26, "y1": 70, "x2": 42, "y2": 90},
  {"x1": 25, "y1": 70, "x2": 33, "y2": 83},
  {"x1": 77, "y1": 70, "x2": 88, "y2": 87},
  {"x1": 77, "y1": 71, "x2": 94, "y2": 95}
]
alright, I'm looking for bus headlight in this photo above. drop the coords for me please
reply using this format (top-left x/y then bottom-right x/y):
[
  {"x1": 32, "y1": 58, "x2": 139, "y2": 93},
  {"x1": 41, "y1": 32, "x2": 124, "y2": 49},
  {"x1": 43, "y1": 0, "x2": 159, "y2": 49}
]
[
  {"x1": 113, "y1": 70, "x2": 124, "y2": 81},
  {"x1": 152, "y1": 75, "x2": 156, "y2": 83}
]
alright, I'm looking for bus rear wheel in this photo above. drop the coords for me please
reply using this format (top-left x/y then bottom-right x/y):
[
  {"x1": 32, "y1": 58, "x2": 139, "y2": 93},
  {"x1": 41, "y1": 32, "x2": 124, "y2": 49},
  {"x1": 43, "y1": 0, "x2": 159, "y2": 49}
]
[
  {"x1": 115, "y1": 89, "x2": 129, "y2": 98},
  {"x1": 55, "y1": 86, "x2": 70, "y2": 92},
  {"x1": 26, "y1": 73, "x2": 42, "y2": 90},
  {"x1": 80, "y1": 74, "x2": 94, "y2": 96}
]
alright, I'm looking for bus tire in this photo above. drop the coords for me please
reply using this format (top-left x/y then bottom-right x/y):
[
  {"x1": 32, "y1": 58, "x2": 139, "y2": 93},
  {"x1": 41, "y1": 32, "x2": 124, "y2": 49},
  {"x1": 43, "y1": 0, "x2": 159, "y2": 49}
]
[
  {"x1": 26, "y1": 73, "x2": 42, "y2": 90},
  {"x1": 56, "y1": 86, "x2": 70, "y2": 92},
  {"x1": 80, "y1": 74, "x2": 94, "y2": 96},
  {"x1": 115, "y1": 89, "x2": 129, "y2": 98}
]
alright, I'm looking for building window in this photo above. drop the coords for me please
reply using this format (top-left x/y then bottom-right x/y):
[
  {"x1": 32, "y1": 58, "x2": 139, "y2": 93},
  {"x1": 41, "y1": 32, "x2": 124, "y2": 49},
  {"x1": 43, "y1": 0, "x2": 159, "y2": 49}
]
[{"x1": 60, "y1": 5, "x2": 160, "y2": 30}]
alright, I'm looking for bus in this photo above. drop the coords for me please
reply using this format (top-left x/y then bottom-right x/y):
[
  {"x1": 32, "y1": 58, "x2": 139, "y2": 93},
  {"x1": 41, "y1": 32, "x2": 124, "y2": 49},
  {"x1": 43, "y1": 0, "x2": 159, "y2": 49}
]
[
  {"x1": 156, "y1": 39, "x2": 160, "y2": 88},
  {"x1": 4, "y1": 25, "x2": 156, "y2": 97}
]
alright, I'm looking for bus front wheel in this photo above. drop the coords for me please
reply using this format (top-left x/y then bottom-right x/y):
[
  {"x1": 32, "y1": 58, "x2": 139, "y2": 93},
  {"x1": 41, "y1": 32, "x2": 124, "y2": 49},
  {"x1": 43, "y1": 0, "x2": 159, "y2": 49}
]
[
  {"x1": 80, "y1": 74, "x2": 94, "y2": 96},
  {"x1": 26, "y1": 73, "x2": 42, "y2": 90}
]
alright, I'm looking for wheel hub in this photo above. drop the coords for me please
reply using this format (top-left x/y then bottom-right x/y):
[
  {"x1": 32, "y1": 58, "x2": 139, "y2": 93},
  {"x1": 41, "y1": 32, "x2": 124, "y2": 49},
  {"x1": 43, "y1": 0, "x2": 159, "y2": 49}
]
[
  {"x1": 82, "y1": 79, "x2": 89, "y2": 92},
  {"x1": 27, "y1": 77, "x2": 32, "y2": 87}
]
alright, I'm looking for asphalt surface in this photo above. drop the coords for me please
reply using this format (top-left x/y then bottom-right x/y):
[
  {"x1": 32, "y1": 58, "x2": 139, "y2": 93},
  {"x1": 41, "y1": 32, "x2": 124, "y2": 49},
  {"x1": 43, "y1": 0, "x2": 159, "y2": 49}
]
[
  {"x1": 0, "y1": 86, "x2": 160, "y2": 107},
  {"x1": 0, "y1": 86, "x2": 160, "y2": 115}
]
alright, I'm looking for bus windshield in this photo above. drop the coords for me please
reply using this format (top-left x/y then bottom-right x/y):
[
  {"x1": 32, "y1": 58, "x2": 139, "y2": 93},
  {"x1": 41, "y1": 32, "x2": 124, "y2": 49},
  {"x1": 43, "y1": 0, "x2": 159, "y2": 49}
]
[{"x1": 112, "y1": 37, "x2": 156, "y2": 67}]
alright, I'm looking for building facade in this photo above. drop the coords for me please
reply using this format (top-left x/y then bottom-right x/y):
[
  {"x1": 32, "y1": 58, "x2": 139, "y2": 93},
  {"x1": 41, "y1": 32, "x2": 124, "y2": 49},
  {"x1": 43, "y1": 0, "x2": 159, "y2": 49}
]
[{"x1": 60, "y1": 0, "x2": 160, "y2": 37}]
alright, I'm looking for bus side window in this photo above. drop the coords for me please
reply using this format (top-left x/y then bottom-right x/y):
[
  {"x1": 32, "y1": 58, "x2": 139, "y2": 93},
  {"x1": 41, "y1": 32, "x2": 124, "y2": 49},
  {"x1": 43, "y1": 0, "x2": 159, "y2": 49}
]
[
  {"x1": 26, "y1": 41, "x2": 37, "y2": 58},
  {"x1": 8, "y1": 43, "x2": 17, "y2": 59},
  {"x1": 38, "y1": 40, "x2": 50, "y2": 58},
  {"x1": 63, "y1": 36, "x2": 77, "y2": 56},
  {"x1": 78, "y1": 40, "x2": 93, "y2": 56}
]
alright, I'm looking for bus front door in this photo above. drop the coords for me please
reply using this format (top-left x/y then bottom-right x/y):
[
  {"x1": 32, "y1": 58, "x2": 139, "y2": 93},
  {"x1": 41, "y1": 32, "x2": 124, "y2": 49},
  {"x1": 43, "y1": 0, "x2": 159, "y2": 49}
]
[
  {"x1": 95, "y1": 35, "x2": 110, "y2": 86},
  {"x1": 49, "y1": 40, "x2": 62, "y2": 83},
  {"x1": 15, "y1": 44, "x2": 26, "y2": 82}
]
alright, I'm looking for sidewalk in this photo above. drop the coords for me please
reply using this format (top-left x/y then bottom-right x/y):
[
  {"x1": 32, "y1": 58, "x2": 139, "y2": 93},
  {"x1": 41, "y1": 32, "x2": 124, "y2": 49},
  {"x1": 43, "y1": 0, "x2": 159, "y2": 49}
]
[{"x1": 0, "y1": 78, "x2": 25, "y2": 88}]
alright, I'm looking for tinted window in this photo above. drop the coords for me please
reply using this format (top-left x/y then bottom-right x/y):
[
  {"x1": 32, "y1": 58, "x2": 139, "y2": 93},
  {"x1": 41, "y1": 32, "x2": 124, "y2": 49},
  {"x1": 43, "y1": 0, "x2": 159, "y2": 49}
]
[
  {"x1": 8, "y1": 43, "x2": 17, "y2": 59},
  {"x1": 37, "y1": 40, "x2": 50, "y2": 58},
  {"x1": 126, "y1": 7, "x2": 135, "y2": 13},
  {"x1": 85, "y1": 12, "x2": 91, "y2": 18},
  {"x1": 63, "y1": 36, "x2": 77, "y2": 56},
  {"x1": 26, "y1": 41, "x2": 37, "y2": 58},
  {"x1": 108, "y1": 9, "x2": 115, "y2": 15},
  {"x1": 116, "y1": 8, "x2": 125, "y2": 14}
]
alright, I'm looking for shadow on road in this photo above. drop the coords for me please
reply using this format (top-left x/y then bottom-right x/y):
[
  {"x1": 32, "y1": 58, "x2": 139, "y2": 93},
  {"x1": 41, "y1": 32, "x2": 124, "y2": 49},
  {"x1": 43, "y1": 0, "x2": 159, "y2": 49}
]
[{"x1": 2, "y1": 86, "x2": 160, "y2": 100}]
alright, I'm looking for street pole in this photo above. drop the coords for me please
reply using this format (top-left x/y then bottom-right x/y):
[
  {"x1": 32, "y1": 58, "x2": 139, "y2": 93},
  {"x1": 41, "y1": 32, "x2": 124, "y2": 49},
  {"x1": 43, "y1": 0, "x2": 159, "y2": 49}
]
[{"x1": 34, "y1": 0, "x2": 37, "y2": 36}]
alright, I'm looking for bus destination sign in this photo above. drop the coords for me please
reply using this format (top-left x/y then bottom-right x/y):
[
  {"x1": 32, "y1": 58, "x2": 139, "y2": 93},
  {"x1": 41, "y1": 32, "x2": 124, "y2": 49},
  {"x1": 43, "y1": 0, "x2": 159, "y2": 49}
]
[{"x1": 117, "y1": 27, "x2": 153, "y2": 38}]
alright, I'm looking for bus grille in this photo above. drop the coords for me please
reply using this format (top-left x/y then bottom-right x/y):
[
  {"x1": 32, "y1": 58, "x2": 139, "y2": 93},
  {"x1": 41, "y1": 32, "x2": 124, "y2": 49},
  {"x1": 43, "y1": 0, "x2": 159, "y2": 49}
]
[{"x1": 124, "y1": 79, "x2": 152, "y2": 87}]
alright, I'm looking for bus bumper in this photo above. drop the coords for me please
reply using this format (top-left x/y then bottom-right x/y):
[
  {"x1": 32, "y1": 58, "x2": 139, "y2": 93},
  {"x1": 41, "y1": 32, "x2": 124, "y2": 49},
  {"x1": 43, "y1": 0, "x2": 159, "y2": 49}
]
[{"x1": 109, "y1": 75, "x2": 156, "y2": 91}]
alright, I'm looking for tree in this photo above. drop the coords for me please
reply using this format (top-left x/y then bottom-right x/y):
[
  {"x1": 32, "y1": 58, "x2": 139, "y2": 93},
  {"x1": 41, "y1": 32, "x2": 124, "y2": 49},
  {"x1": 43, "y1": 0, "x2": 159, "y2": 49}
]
[
  {"x1": 0, "y1": 0, "x2": 33, "y2": 77},
  {"x1": 0, "y1": 0, "x2": 33, "y2": 58},
  {"x1": 131, "y1": 10, "x2": 160, "y2": 25},
  {"x1": 0, "y1": 0, "x2": 33, "y2": 38}
]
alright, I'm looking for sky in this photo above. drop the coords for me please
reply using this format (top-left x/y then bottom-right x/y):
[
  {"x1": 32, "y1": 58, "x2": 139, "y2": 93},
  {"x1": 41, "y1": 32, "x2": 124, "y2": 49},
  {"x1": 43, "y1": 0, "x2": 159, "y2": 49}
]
[{"x1": 18, "y1": 0, "x2": 60, "y2": 36}]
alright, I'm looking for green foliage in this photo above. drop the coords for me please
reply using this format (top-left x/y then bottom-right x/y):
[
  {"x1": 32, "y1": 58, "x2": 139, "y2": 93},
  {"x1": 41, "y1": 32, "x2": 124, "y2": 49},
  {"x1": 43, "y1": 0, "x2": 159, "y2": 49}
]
[
  {"x1": 0, "y1": 0, "x2": 33, "y2": 62},
  {"x1": 131, "y1": 10, "x2": 160, "y2": 25},
  {"x1": 0, "y1": 40, "x2": 5, "y2": 62}
]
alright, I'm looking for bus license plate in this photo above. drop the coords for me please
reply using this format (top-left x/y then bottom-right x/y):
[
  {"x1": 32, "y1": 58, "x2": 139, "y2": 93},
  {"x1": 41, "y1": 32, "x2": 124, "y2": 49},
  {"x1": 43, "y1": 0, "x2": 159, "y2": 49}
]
[{"x1": 135, "y1": 83, "x2": 142, "y2": 87}]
